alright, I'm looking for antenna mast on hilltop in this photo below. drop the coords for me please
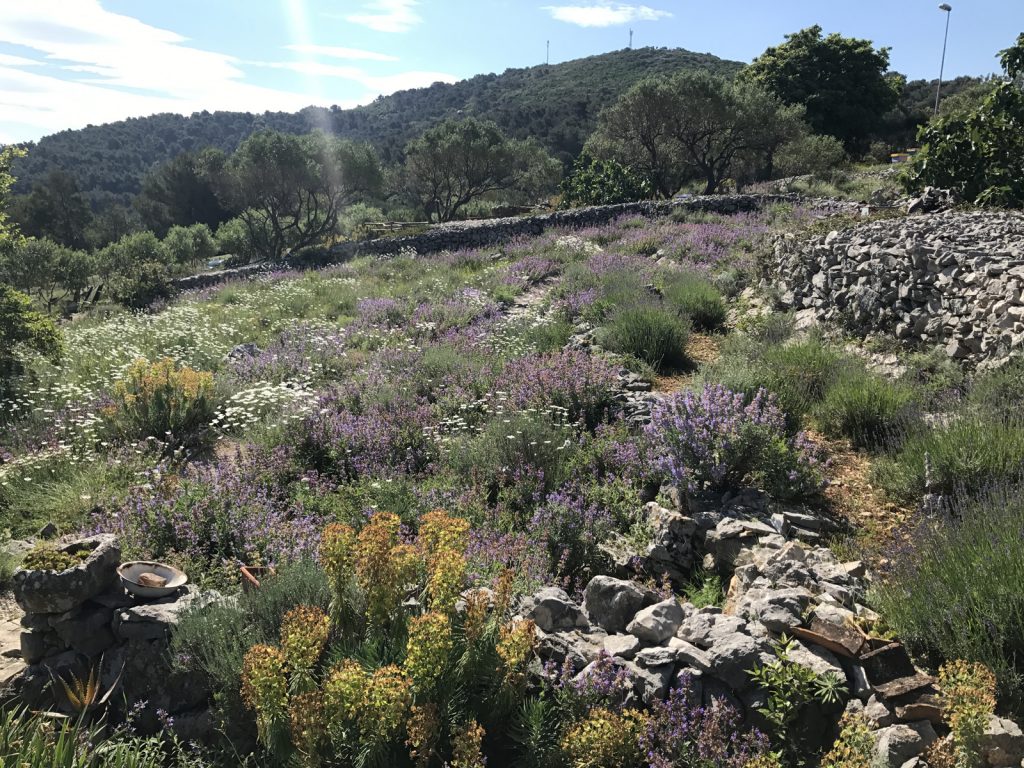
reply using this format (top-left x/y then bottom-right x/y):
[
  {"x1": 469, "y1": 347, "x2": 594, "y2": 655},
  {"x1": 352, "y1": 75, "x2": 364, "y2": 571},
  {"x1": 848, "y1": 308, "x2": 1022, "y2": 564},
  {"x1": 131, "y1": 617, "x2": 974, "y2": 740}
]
[
  {"x1": 629, "y1": 29, "x2": 633, "y2": 49},
  {"x1": 546, "y1": 40, "x2": 550, "y2": 65}
]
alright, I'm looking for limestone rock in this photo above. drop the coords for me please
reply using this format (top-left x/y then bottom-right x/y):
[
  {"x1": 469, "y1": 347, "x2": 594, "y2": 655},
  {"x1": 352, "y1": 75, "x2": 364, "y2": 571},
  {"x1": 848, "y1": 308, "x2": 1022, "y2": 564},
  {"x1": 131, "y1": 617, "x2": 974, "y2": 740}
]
[
  {"x1": 12, "y1": 535, "x2": 120, "y2": 614},
  {"x1": 519, "y1": 587, "x2": 588, "y2": 633},
  {"x1": 874, "y1": 722, "x2": 938, "y2": 768},
  {"x1": 981, "y1": 715, "x2": 1024, "y2": 768},
  {"x1": 627, "y1": 599, "x2": 684, "y2": 644},
  {"x1": 583, "y1": 576, "x2": 656, "y2": 634}
]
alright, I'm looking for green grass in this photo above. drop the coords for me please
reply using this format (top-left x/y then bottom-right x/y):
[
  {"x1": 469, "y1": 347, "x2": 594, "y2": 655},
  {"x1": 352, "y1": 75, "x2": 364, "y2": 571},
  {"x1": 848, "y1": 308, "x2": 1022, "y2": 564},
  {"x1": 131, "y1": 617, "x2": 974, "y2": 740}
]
[
  {"x1": 0, "y1": 454, "x2": 148, "y2": 538},
  {"x1": 870, "y1": 483, "x2": 1024, "y2": 710}
]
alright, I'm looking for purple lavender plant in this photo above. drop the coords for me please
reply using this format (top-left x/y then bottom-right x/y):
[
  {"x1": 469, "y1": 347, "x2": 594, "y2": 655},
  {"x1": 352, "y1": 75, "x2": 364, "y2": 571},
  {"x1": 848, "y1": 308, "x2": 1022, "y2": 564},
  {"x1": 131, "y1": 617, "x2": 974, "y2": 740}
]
[{"x1": 646, "y1": 384, "x2": 828, "y2": 498}]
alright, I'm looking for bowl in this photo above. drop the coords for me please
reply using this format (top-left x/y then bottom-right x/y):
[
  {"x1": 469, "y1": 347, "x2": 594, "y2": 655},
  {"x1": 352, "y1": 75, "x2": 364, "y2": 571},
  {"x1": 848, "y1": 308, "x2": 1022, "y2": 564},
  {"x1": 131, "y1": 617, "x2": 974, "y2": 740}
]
[{"x1": 117, "y1": 561, "x2": 187, "y2": 599}]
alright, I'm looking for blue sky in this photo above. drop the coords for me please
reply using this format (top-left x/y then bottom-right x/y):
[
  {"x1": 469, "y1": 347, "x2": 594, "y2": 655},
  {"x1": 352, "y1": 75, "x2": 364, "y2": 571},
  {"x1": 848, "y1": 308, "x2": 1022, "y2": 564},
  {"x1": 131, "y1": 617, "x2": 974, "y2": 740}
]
[{"x1": 1, "y1": 0, "x2": 1021, "y2": 144}]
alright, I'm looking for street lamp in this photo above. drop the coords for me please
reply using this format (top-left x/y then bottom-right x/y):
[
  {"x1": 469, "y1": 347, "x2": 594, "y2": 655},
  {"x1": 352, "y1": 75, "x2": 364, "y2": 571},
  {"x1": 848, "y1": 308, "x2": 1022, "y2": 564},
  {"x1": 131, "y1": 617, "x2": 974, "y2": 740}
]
[{"x1": 934, "y1": 3, "x2": 953, "y2": 115}]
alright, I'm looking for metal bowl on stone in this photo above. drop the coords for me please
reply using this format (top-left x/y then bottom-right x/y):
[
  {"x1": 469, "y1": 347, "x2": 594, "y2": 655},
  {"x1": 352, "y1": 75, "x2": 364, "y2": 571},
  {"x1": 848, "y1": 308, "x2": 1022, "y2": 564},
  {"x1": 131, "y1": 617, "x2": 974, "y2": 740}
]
[{"x1": 117, "y1": 561, "x2": 187, "y2": 599}]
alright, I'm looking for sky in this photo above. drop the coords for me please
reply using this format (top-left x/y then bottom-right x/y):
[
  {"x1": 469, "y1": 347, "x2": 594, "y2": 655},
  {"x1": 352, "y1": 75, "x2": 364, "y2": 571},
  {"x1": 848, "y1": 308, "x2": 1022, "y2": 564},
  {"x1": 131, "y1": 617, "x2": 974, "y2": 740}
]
[{"x1": 1, "y1": 0, "x2": 1022, "y2": 145}]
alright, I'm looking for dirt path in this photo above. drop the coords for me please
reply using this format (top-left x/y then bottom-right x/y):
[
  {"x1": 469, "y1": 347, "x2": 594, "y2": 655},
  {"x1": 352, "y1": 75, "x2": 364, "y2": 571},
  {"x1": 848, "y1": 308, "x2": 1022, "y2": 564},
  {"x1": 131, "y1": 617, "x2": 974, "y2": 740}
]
[{"x1": 654, "y1": 332, "x2": 723, "y2": 395}]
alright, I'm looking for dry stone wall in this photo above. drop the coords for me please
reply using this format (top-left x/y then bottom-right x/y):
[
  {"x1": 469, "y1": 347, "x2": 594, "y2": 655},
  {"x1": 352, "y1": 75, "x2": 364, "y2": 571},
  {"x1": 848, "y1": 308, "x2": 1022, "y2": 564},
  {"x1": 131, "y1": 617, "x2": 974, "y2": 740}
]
[
  {"x1": 176, "y1": 194, "x2": 859, "y2": 292},
  {"x1": 773, "y1": 210, "x2": 1024, "y2": 367}
]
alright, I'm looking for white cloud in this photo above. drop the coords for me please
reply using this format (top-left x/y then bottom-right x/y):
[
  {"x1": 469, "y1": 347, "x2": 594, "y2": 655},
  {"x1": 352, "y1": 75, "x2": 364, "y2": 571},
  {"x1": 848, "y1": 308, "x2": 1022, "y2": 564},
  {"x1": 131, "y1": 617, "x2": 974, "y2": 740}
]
[
  {"x1": 344, "y1": 0, "x2": 422, "y2": 33},
  {"x1": 0, "y1": 1, "x2": 448, "y2": 144},
  {"x1": 284, "y1": 44, "x2": 399, "y2": 62},
  {"x1": 542, "y1": 2, "x2": 672, "y2": 27},
  {"x1": 0, "y1": 1, "x2": 318, "y2": 141},
  {"x1": 0, "y1": 53, "x2": 42, "y2": 68}
]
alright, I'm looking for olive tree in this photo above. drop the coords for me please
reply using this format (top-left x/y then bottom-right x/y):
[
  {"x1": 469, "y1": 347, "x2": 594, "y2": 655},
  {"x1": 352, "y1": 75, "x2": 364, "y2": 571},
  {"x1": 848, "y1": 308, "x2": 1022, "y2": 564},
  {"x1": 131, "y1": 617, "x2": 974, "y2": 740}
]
[
  {"x1": 403, "y1": 118, "x2": 561, "y2": 222},
  {"x1": 589, "y1": 72, "x2": 803, "y2": 195},
  {"x1": 214, "y1": 130, "x2": 382, "y2": 261}
]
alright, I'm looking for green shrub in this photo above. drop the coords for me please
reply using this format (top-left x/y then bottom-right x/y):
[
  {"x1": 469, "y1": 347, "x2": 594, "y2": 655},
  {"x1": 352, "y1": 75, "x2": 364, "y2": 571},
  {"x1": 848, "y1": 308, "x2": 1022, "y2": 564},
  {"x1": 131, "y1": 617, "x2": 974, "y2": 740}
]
[
  {"x1": 601, "y1": 305, "x2": 690, "y2": 372},
  {"x1": 660, "y1": 272, "x2": 727, "y2": 331},
  {"x1": 903, "y1": 34, "x2": 1024, "y2": 208},
  {"x1": 871, "y1": 417, "x2": 1024, "y2": 503},
  {"x1": 900, "y1": 349, "x2": 966, "y2": 409},
  {"x1": 870, "y1": 484, "x2": 1024, "y2": 707},
  {"x1": 748, "y1": 636, "x2": 847, "y2": 764},
  {"x1": 969, "y1": 357, "x2": 1024, "y2": 423},
  {"x1": 815, "y1": 369, "x2": 920, "y2": 450},
  {"x1": 775, "y1": 134, "x2": 848, "y2": 178},
  {"x1": 0, "y1": 283, "x2": 62, "y2": 398},
  {"x1": 759, "y1": 339, "x2": 845, "y2": 431},
  {"x1": 560, "y1": 153, "x2": 651, "y2": 207},
  {"x1": 104, "y1": 357, "x2": 216, "y2": 451}
]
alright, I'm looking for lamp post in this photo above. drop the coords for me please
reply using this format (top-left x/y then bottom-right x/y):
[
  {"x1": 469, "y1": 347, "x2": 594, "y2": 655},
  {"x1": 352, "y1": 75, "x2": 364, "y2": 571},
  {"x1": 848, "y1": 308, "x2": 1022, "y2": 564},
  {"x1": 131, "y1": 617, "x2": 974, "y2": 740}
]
[{"x1": 934, "y1": 3, "x2": 953, "y2": 115}]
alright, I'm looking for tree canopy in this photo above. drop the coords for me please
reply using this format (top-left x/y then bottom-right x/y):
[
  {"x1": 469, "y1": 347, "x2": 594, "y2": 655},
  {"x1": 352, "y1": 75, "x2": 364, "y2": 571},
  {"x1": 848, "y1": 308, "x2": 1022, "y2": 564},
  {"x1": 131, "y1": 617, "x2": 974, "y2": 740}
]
[
  {"x1": 905, "y1": 33, "x2": 1024, "y2": 208},
  {"x1": 9, "y1": 169, "x2": 92, "y2": 250},
  {"x1": 212, "y1": 130, "x2": 382, "y2": 260},
  {"x1": 135, "y1": 150, "x2": 232, "y2": 237},
  {"x1": 742, "y1": 25, "x2": 900, "y2": 153},
  {"x1": 588, "y1": 72, "x2": 804, "y2": 196},
  {"x1": 403, "y1": 118, "x2": 560, "y2": 222}
]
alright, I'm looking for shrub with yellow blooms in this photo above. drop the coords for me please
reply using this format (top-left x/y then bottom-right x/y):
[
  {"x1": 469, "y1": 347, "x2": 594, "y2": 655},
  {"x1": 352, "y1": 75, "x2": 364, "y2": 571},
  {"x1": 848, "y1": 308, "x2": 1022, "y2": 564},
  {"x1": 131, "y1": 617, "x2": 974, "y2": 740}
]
[
  {"x1": 240, "y1": 644, "x2": 288, "y2": 745},
  {"x1": 821, "y1": 712, "x2": 875, "y2": 768},
  {"x1": 561, "y1": 707, "x2": 647, "y2": 768},
  {"x1": 106, "y1": 357, "x2": 215, "y2": 449},
  {"x1": 449, "y1": 719, "x2": 487, "y2": 768},
  {"x1": 939, "y1": 660, "x2": 997, "y2": 768},
  {"x1": 404, "y1": 611, "x2": 454, "y2": 692}
]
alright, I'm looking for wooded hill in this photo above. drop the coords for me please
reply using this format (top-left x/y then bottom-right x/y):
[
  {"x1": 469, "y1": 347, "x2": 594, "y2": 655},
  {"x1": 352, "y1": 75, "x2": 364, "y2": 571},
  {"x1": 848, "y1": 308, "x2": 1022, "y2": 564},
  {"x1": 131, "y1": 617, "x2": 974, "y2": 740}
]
[{"x1": 10, "y1": 47, "x2": 743, "y2": 208}]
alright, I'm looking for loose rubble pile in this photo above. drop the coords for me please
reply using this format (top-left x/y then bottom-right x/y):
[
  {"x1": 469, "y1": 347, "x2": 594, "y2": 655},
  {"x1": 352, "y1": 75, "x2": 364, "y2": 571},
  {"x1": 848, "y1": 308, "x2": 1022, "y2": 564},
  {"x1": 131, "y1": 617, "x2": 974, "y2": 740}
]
[
  {"x1": 774, "y1": 209, "x2": 1024, "y2": 368},
  {"x1": 6, "y1": 534, "x2": 214, "y2": 738},
  {"x1": 516, "y1": 493, "x2": 1024, "y2": 767}
]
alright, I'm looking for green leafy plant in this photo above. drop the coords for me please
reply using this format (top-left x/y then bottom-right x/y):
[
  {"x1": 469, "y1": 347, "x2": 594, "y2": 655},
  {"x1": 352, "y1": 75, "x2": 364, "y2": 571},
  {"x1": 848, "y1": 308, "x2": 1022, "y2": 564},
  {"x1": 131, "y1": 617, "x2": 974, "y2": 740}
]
[
  {"x1": 748, "y1": 635, "x2": 847, "y2": 764},
  {"x1": 560, "y1": 153, "x2": 652, "y2": 207},
  {"x1": 21, "y1": 543, "x2": 89, "y2": 572},
  {"x1": 904, "y1": 33, "x2": 1024, "y2": 208}
]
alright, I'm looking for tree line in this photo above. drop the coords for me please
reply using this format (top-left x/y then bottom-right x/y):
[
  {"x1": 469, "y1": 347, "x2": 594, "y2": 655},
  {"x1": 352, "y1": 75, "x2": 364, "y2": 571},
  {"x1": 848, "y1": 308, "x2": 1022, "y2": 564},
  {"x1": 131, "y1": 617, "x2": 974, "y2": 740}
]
[{"x1": 2, "y1": 26, "x2": 1018, "y2": 325}]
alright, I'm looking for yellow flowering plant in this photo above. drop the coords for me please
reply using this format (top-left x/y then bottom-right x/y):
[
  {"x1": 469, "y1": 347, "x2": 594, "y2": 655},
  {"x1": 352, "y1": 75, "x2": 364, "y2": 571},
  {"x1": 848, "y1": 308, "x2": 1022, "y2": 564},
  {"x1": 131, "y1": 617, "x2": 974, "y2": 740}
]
[
  {"x1": 280, "y1": 605, "x2": 330, "y2": 689},
  {"x1": 240, "y1": 644, "x2": 288, "y2": 747},
  {"x1": 938, "y1": 660, "x2": 997, "y2": 768},
  {"x1": 560, "y1": 707, "x2": 647, "y2": 768},
  {"x1": 105, "y1": 357, "x2": 215, "y2": 450}
]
